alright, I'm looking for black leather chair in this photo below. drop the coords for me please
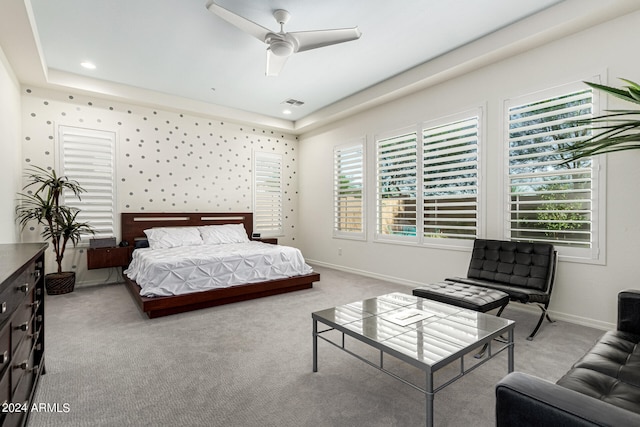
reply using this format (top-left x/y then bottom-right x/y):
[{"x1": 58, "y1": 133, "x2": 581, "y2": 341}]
[{"x1": 415, "y1": 239, "x2": 558, "y2": 339}]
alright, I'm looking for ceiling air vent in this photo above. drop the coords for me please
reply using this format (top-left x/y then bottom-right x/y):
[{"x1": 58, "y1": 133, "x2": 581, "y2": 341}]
[{"x1": 282, "y1": 98, "x2": 305, "y2": 107}]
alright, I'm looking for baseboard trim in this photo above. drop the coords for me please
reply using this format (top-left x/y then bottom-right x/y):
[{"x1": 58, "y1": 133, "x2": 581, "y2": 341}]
[{"x1": 307, "y1": 259, "x2": 614, "y2": 332}]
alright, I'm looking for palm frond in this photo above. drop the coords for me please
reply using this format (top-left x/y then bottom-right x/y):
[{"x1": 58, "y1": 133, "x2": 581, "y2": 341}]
[{"x1": 559, "y1": 78, "x2": 640, "y2": 163}]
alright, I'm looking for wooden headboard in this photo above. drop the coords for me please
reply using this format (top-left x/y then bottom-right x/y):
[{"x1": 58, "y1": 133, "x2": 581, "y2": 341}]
[{"x1": 121, "y1": 212, "x2": 254, "y2": 246}]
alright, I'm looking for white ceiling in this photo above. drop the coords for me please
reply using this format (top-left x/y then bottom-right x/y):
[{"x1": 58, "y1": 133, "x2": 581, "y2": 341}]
[{"x1": 2, "y1": 0, "x2": 640, "y2": 133}]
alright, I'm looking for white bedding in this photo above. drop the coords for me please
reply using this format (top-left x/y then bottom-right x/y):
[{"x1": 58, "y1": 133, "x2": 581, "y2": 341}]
[{"x1": 124, "y1": 241, "x2": 313, "y2": 297}]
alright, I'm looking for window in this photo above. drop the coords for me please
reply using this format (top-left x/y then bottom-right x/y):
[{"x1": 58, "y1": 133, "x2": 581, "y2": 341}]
[
  {"x1": 375, "y1": 111, "x2": 481, "y2": 246},
  {"x1": 334, "y1": 139, "x2": 365, "y2": 239},
  {"x1": 253, "y1": 152, "x2": 283, "y2": 236},
  {"x1": 58, "y1": 126, "x2": 117, "y2": 242},
  {"x1": 505, "y1": 81, "x2": 603, "y2": 261},
  {"x1": 376, "y1": 128, "x2": 418, "y2": 240},
  {"x1": 423, "y1": 115, "x2": 480, "y2": 241}
]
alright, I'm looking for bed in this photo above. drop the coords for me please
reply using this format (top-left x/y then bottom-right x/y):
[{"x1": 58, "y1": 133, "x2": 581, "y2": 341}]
[{"x1": 121, "y1": 212, "x2": 320, "y2": 318}]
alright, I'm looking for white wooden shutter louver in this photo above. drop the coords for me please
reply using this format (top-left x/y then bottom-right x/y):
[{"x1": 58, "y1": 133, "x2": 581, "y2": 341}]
[
  {"x1": 423, "y1": 116, "x2": 479, "y2": 240},
  {"x1": 254, "y1": 152, "x2": 283, "y2": 235},
  {"x1": 334, "y1": 142, "x2": 364, "y2": 237},
  {"x1": 507, "y1": 88, "x2": 594, "y2": 248},
  {"x1": 376, "y1": 131, "x2": 418, "y2": 238},
  {"x1": 59, "y1": 126, "x2": 116, "y2": 242}
]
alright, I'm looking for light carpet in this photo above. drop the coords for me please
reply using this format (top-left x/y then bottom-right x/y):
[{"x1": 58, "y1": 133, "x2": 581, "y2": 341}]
[{"x1": 29, "y1": 265, "x2": 604, "y2": 427}]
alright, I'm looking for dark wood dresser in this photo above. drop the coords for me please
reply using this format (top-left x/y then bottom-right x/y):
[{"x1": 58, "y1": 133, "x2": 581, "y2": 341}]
[{"x1": 0, "y1": 243, "x2": 47, "y2": 427}]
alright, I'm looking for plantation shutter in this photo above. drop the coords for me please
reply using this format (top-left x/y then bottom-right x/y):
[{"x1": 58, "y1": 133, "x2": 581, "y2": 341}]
[
  {"x1": 58, "y1": 126, "x2": 117, "y2": 242},
  {"x1": 253, "y1": 152, "x2": 283, "y2": 236},
  {"x1": 506, "y1": 87, "x2": 595, "y2": 249},
  {"x1": 423, "y1": 116, "x2": 479, "y2": 240},
  {"x1": 334, "y1": 141, "x2": 365, "y2": 238},
  {"x1": 376, "y1": 130, "x2": 418, "y2": 239}
]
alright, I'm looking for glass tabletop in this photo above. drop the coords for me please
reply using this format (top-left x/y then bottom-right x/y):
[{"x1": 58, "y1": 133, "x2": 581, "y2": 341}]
[{"x1": 313, "y1": 292, "x2": 514, "y2": 367}]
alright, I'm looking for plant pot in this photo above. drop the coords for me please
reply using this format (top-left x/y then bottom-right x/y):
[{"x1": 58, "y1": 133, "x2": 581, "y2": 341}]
[{"x1": 45, "y1": 271, "x2": 76, "y2": 295}]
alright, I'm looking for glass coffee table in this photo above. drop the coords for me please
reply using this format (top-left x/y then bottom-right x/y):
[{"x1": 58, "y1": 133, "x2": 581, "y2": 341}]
[{"x1": 312, "y1": 292, "x2": 515, "y2": 427}]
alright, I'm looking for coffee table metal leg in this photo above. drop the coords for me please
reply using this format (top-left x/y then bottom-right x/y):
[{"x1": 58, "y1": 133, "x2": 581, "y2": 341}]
[
  {"x1": 508, "y1": 327, "x2": 514, "y2": 373},
  {"x1": 426, "y1": 371, "x2": 434, "y2": 427},
  {"x1": 313, "y1": 319, "x2": 318, "y2": 372}
]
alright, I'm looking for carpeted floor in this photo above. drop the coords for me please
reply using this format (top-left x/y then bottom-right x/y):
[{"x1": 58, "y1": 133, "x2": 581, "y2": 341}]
[{"x1": 29, "y1": 265, "x2": 603, "y2": 427}]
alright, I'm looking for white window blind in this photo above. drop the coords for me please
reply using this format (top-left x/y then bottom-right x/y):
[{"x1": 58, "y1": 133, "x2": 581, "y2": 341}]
[
  {"x1": 423, "y1": 115, "x2": 479, "y2": 241},
  {"x1": 254, "y1": 152, "x2": 283, "y2": 236},
  {"x1": 334, "y1": 140, "x2": 365, "y2": 239},
  {"x1": 58, "y1": 126, "x2": 117, "y2": 242},
  {"x1": 506, "y1": 85, "x2": 599, "y2": 257},
  {"x1": 376, "y1": 130, "x2": 418, "y2": 240}
]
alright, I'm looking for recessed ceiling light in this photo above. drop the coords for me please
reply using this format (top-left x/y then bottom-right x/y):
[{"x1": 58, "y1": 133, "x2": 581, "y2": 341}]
[
  {"x1": 80, "y1": 61, "x2": 96, "y2": 70},
  {"x1": 282, "y1": 109, "x2": 292, "y2": 115}
]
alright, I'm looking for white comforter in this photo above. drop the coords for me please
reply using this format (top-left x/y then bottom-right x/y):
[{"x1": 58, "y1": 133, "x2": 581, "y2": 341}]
[{"x1": 124, "y1": 242, "x2": 313, "y2": 297}]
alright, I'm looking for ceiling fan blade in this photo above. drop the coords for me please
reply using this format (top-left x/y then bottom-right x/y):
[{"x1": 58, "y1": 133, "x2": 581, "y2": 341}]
[
  {"x1": 206, "y1": 1, "x2": 272, "y2": 41},
  {"x1": 290, "y1": 28, "x2": 362, "y2": 53},
  {"x1": 266, "y1": 49, "x2": 289, "y2": 76}
]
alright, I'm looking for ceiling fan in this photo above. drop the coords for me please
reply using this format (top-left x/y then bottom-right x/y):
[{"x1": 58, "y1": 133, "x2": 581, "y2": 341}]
[{"x1": 206, "y1": 1, "x2": 362, "y2": 76}]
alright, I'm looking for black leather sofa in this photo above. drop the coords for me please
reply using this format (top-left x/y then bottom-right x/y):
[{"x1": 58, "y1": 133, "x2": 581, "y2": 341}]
[{"x1": 496, "y1": 290, "x2": 640, "y2": 426}]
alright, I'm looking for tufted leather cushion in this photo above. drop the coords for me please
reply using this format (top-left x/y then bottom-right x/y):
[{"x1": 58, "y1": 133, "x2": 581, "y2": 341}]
[
  {"x1": 556, "y1": 330, "x2": 640, "y2": 415},
  {"x1": 412, "y1": 281, "x2": 509, "y2": 312},
  {"x1": 557, "y1": 368, "x2": 640, "y2": 415},
  {"x1": 466, "y1": 239, "x2": 554, "y2": 292}
]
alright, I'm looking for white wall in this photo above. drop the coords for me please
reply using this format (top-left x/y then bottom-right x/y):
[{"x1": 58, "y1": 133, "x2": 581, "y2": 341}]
[
  {"x1": 0, "y1": 47, "x2": 22, "y2": 243},
  {"x1": 298, "y1": 10, "x2": 640, "y2": 329},
  {"x1": 20, "y1": 87, "x2": 300, "y2": 285}
]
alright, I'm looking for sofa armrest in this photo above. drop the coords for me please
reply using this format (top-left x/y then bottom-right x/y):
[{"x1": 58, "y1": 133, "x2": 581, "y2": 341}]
[
  {"x1": 618, "y1": 290, "x2": 640, "y2": 334},
  {"x1": 496, "y1": 372, "x2": 640, "y2": 427}
]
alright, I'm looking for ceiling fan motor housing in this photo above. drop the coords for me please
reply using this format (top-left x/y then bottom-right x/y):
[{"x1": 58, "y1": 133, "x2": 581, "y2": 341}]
[{"x1": 269, "y1": 38, "x2": 294, "y2": 56}]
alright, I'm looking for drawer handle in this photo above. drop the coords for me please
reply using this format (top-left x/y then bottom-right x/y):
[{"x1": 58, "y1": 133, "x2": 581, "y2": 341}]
[
  {"x1": 0, "y1": 351, "x2": 7, "y2": 364},
  {"x1": 17, "y1": 284, "x2": 29, "y2": 294},
  {"x1": 16, "y1": 360, "x2": 28, "y2": 370},
  {"x1": 0, "y1": 302, "x2": 5, "y2": 314},
  {"x1": 15, "y1": 322, "x2": 29, "y2": 332}
]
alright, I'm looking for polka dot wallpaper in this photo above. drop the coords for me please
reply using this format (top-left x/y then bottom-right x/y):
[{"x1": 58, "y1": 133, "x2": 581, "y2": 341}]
[{"x1": 20, "y1": 86, "x2": 301, "y2": 281}]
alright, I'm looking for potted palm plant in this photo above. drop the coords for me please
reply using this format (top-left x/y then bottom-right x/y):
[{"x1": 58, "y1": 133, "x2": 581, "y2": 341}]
[
  {"x1": 560, "y1": 78, "x2": 640, "y2": 162},
  {"x1": 16, "y1": 166, "x2": 95, "y2": 294}
]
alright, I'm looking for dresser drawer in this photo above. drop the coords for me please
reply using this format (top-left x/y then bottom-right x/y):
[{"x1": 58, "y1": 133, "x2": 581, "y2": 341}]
[
  {"x1": 11, "y1": 338, "x2": 33, "y2": 395},
  {"x1": 10, "y1": 294, "x2": 34, "y2": 355},
  {"x1": 0, "y1": 325, "x2": 10, "y2": 375},
  {"x1": 0, "y1": 268, "x2": 33, "y2": 326}
]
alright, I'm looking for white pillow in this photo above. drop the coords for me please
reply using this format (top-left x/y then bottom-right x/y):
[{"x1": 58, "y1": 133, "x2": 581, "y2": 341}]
[
  {"x1": 198, "y1": 224, "x2": 249, "y2": 245},
  {"x1": 143, "y1": 227, "x2": 203, "y2": 250}
]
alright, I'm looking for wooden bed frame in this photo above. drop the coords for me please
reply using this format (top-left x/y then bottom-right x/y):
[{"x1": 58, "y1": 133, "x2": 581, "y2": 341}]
[{"x1": 121, "y1": 212, "x2": 320, "y2": 318}]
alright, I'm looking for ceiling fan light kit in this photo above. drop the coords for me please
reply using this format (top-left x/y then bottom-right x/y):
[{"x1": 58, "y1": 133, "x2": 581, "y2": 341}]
[{"x1": 206, "y1": 0, "x2": 361, "y2": 76}]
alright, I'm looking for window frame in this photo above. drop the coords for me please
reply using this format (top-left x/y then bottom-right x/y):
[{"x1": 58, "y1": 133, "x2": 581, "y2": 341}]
[
  {"x1": 56, "y1": 125, "x2": 118, "y2": 246},
  {"x1": 421, "y1": 109, "x2": 483, "y2": 248},
  {"x1": 503, "y1": 79, "x2": 606, "y2": 264},
  {"x1": 253, "y1": 151, "x2": 284, "y2": 237},
  {"x1": 333, "y1": 138, "x2": 366, "y2": 240},
  {"x1": 373, "y1": 107, "x2": 483, "y2": 249},
  {"x1": 374, "y1": 125, "x2": 419, "y2": 244}
]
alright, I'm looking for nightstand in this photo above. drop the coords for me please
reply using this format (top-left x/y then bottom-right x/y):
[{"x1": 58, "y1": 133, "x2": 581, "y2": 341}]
[{"x1": 87, "y1": 246, "x2": 133, "y2": 269}]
